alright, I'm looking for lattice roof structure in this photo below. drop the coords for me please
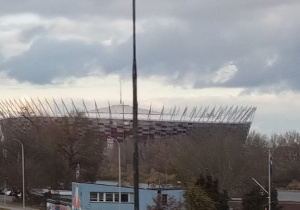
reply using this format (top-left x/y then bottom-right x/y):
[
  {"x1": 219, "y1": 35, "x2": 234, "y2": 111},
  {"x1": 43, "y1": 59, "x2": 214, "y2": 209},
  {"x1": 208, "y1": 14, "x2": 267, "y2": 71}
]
[
  {"x1": 0, "y1": 98, "x2": 256, "y2": 141},
  {"x1": 0, "y1": 98, "x2": 256, "y2": 123}
]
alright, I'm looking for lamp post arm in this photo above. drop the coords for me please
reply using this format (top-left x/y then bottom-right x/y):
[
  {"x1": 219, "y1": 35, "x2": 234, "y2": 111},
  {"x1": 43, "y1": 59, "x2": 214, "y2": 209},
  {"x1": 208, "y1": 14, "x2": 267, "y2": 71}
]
[{"x1": 252, "y1": 178, "x2": 269, "y2": 195}]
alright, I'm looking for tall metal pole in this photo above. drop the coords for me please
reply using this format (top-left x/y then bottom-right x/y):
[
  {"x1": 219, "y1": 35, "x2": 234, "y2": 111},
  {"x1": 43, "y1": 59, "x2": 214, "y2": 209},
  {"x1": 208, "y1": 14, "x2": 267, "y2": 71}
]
[
  {"x1": 132, "y1": 0, "x2": 139, "y2": 209},
  {"x1": 269, "y1": 149, "x2": 271, "y2": 210}
]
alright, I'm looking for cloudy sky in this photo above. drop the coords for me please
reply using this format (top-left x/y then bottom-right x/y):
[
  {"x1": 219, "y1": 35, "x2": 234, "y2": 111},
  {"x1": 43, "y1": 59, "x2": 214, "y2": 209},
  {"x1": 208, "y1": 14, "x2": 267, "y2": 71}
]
[{"x1": 0, "y1": 0, "x2": 299, "y2": 136}]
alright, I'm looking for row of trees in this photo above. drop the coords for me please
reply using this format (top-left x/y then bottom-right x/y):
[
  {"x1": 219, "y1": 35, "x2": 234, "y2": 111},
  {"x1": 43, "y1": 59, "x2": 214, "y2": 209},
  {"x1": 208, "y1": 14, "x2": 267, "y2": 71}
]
[
  {"x1": 134, "y1": 130, "x2": 268, "y2": 197},
  {"x1": 1, "y1": 115, "x2": 300, "y2": 208},
  {"x1": 135, "y1": 129, "x2": 300, "y2": 196},
  {"x1": 0, "y1": 116, "x2": 104, "y2": 191}
]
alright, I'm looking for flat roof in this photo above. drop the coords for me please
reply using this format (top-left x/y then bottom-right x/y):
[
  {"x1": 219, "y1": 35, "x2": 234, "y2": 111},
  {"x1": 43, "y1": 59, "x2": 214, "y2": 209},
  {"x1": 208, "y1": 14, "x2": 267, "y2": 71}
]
[{"x1": 76, "y1": 181, "x2": 182, "y2": 190}]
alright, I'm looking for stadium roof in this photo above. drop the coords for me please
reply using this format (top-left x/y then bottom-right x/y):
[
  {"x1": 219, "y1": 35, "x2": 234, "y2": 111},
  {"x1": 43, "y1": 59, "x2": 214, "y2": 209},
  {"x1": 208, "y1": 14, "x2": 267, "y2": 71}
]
[
  {"x1": 90, "y1": 104, "x2": 160, "y2": 115},
  {"x1": 0, "y1": 98, "x2": 256, "y2": 124}
]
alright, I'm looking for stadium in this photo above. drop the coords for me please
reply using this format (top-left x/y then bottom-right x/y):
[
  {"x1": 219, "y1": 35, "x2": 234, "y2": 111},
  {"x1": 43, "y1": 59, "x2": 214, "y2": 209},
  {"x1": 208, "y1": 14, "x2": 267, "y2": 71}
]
[{"x1": 0, "y1": 98, "x2": 256, "y2": 142}]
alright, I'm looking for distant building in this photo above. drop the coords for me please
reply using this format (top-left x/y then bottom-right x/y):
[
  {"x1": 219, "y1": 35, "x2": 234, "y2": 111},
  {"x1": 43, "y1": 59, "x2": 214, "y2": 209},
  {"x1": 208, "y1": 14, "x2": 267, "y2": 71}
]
[
  {"x1": 72, "y1": 181, "x2": 183, "y2": 210},
  {"x1": 228, "y1": 190, "x2": 300, "y2": 210},
  {"x1": 278, "y1": 190, "x2": 300, "y2": 210},
  {"x1": 0, "y1": 98, "x2": 256, "y2": 142}
]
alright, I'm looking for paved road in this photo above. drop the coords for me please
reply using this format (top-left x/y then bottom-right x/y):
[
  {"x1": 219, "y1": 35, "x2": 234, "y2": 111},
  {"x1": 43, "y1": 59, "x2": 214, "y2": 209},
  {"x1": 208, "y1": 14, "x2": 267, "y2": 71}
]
[{"x1": 0, "y1": 195, "x2": 38, "y2": 210}]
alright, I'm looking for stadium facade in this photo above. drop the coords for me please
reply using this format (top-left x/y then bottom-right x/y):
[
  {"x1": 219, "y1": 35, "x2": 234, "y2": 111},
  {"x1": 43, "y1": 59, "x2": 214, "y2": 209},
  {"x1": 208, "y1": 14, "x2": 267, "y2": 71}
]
[{"x1": 0, "y1": 98, "x2": 256, "y2": 141}]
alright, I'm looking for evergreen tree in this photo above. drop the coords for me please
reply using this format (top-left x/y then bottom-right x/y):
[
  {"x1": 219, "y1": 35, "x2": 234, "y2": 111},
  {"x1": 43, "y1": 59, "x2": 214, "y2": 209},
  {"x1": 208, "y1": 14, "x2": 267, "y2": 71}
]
[
  {"x1": 184, "y1": 184, "x2": 215, "y2": 210},
  {"x1": 184, "y1": 175, "x2": 229, "y2": 210},
  {"x1": 242, "y1": 186, "x2": 280, "y2": 210},
  {"x1": 196, "y1": 175, "x2": 229, "y2": 210}
]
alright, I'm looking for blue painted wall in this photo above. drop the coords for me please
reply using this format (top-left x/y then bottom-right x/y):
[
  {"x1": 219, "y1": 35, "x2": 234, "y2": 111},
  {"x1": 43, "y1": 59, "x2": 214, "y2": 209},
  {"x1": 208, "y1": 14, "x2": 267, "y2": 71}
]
[{"x1": 72, "y1": 182, "x2": 184, "y2": 210}]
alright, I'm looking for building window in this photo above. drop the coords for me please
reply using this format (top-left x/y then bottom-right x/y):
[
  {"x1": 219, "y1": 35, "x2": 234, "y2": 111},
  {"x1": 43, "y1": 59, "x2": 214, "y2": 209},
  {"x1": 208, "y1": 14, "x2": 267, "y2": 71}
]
[
  {"x1": 106, "y1": 193, "x2": 113, "y2": 202},
  {"x1": 115, "y1": 193, "x2": 119, "y2": 202},
  {"x1": 90, "y1": 192, "x2": 134, "y2": 203},
  {"x1": 90, "y1": 192, "x2": 104, "y2": 202},
  {"x1": 99, "y1": 193, "x2": 104, "y2": 202},
  {"x1": 121, "y1": 193, "x2": 129, "y2": 202},
  {"x1": 90, "y1": 192, "x2": 97, "y2": 202}
]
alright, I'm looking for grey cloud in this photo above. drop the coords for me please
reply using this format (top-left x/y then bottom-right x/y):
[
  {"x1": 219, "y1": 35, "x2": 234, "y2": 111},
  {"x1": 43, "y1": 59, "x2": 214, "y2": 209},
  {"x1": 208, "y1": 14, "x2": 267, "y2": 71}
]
[
  {"x1": 0, "y1": 35, "x2": 137, "y2": 84},
  {"x1": 20, "y1": 26, "x2": 48, "y2": 42},
  {"x1": 134, "y1": 2, "x2": 300, "y2": 90},
  {"x1": 0, "y1": 0, "x2": 295, "y2": 20},
  {"x1": 0, "y1": 0, "x2": 300, "y2": 91},
  {"x1": 0, "y1": 0, "x2": 131, "y2": 19},
  {"x1": 1, "y1": 38, "x2": 108, "y2": 84}
]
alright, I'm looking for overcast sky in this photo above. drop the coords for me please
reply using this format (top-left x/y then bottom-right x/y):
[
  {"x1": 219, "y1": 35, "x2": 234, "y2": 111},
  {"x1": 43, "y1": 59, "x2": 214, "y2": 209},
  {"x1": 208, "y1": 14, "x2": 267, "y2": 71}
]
[{"x1": 0, "y1": 0, "x2": 299, "y2": 136}]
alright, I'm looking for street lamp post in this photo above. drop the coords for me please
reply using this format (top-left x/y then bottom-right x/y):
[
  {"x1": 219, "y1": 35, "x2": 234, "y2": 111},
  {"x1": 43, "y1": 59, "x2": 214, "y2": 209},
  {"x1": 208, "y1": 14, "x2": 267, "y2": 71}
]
[
  {"x1": 0, "y1": 126, "x2": 25, "y2": 210},
  {"x1": 108, "y1": 136, "x2": 121, "y2": 210},
  {"x1": 11, "y1": 138, "x2": 25, "y2": 210},
  {"x1": 252, "y1": 149, "x2": 272, "y2": 210}
]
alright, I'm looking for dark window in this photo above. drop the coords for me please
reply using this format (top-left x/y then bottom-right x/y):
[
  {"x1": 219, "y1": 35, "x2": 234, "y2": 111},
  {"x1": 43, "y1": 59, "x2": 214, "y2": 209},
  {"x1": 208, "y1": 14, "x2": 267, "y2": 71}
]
[
  {"x1": 90, "y1": 192, "x2": 97, "y2": 202},
  {"x1": 121, "y1": 193, "x2": 129, "y2": 202},
  {"x1": 99, "y1": 193, "x2": 104, "y2": 202},
  {"x1": 115, "y1": 193, "x2": 119, "y2": 202},
  {"x1": 106, "y1": 193, "x2": 113, "y2": 202}
]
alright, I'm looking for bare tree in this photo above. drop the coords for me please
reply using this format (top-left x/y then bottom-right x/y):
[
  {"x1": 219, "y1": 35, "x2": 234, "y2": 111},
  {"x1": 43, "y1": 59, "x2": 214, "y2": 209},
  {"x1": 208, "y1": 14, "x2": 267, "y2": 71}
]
[
  {"x1": 167, "y1": 130, "x2": 268, "y2": 196},
  {"x1": 0, "y1": 115, "x2": 105, "y2": 190}
]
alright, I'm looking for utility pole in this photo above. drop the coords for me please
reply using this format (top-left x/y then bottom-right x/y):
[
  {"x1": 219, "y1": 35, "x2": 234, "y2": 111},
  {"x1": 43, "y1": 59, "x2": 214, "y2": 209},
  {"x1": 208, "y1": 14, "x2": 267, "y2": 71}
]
[
  {"x1": 252, "y1": 149, "x2": 272, "y2": 210},
  {"x1": 269, "y1": 149, "x2": 272, "y2": 210},
  {"x1": 132, "y1": 0, "x2": 139, "y2": 209}
]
